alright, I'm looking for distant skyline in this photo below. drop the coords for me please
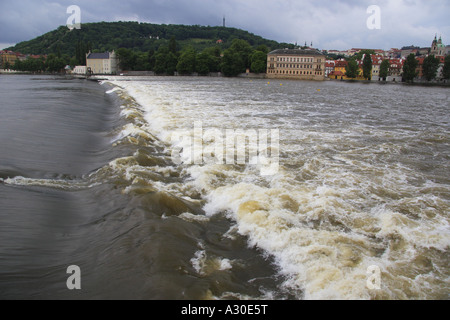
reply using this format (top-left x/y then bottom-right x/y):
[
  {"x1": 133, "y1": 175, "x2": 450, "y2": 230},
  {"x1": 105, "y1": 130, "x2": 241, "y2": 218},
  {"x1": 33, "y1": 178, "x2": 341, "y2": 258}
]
[{"x1": 1, "y1": 0, "x2": 449, "y2": 51}]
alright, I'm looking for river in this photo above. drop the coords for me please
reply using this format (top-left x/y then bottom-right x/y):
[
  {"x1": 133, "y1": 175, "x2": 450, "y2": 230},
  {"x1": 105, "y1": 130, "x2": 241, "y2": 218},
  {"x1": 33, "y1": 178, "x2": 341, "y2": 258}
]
[{"x1": 0, "y1": 75, "x2": 448, "y2": 300}]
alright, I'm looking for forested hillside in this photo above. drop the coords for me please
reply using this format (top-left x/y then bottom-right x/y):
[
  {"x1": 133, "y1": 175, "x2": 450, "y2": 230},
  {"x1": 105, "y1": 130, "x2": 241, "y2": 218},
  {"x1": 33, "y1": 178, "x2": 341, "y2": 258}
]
[
  {"x1": 7, "y1": 21, "x2": 292, "y2": 55},
  {"x1": 7, "y1": 21, "x2": 296, "y2": 76}
]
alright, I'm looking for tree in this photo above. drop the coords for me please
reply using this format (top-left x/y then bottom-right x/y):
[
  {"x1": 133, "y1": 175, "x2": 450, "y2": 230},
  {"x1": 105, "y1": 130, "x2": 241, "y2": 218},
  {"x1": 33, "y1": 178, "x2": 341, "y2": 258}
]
[
  {"x1": 402, "y1": 53, "x2": 418, "y2": 83},
  {"x1": 195, "y1": 47, "x2": 222, "y2": 75},
  {"x1": 154, "y1": 46, "x2": 169, "y2": 74},
  {"x1": 229, "y1": 39, "x2": 253, "y2": 69},
  {"x1": 202, "y1": 46, "x2": 221, "y2": 72},
  {"x1": 379, "y1": 59, "x2": 389, "y2": 81},
  {"x1": 221, "y1": 39, "x2": 253, "y2": 76},
  {"x1": 353, "y1": 49, "x2": 375, "y2": 61},
  {"x1": 221, "y1": 48, "x2": 245, "y2": 77},
  {"x1": 345, "y1": 59, "x2": 358, "y2": 79},
  {"x1": 75, "y1": 40, "x2": 90, "y2": 65},
  {"x1": 116, "y1": 48, "x2": 136, "y2": 71},
  {"x1": 443, "y1": 55, "x2": 450, "y2": 80},
  {"x1": 45, "y1": 53, "x2": 66, "y2": 72},
  {"x1": 135, "y1": 52, "x2": 150, "y2": 71},
  {"x1": 422, "y1": 55, "x2": 440, "y2": 81},
  {"x1": 166, "y1": 52, "x2": 178, "y2": 75},
  {"x1": 250, "y1": 50, "x2": 267, "y2": 73},
  {"x1": 177, "y1": 46, "x2": 196, "y2": 75},
  {"x1": 362, "y1": 54, "x2": 372, "y2": 80},
  {"x1": 16, "y1": 57, "x2": 45, "y2": 72},
  {"x1": 148, "y1": 49, "x2": 156, "y2": 71},
  {"x1": 255, "y1": 45, "x2": 269, "y2": 54},
  {"x1": 168, "y1": 36, "x2": 178, "y2": 54},
  {"x1": 154, "y1": 45, "x2": 178, "y2": 75},
  {"x1": 196, "y1": 51, "x2": 211, "y2": 75}
]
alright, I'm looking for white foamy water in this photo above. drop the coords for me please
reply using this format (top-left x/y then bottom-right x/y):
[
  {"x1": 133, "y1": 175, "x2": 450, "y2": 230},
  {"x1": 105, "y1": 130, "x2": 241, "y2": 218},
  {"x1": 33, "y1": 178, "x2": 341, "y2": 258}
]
[{"x1": 106, "y1": 77, "x2": 450, "y2": 300}]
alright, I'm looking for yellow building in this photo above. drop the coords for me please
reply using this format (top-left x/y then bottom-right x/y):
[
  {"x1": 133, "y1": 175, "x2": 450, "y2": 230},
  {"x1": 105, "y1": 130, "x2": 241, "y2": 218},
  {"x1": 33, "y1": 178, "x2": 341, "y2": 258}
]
[
  {"x1": 328, "y1": 59, "x2": 365, "y2": 80},
  {"x1": 0, "y1": 51, "x2": 18, "y2": 67},
  {"x1": 267, "y1": 49, "x2": 326, "y2": 81},
  {"x1": 334, "y1": 60, "x2": 348, "y2": 75},
  {"x1": 86, "y1": 51, "x2": 118, "y2": 75}
]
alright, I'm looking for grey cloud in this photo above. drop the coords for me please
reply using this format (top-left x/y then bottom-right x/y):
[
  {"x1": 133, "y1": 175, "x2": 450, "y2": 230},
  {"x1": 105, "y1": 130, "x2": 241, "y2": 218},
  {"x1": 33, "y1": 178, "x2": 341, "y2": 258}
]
[{"x1": 1, "y1": 0, "x2": 448, "y2": 50}]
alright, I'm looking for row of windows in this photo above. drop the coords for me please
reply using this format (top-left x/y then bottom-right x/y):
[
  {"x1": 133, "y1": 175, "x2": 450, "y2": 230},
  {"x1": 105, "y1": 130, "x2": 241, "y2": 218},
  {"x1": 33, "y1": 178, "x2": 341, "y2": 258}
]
[
  {"x1": 275, "y1": 57, "x2": 321, "y2": 63},
  {"x1": 274, "y1": 64, "x2": 321, "y2": 69},
  {"x1": 269, "y1": 63, "x2": 323, "y2": 71},
  {"x1": 267, "y1": 69, "x2": 323, "y2": 76}
]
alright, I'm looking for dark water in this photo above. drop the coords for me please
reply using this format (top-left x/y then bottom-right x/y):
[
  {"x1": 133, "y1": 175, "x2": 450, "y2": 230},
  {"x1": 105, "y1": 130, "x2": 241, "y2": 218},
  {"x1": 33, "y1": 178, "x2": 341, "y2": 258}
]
[
  {"x1": 0, "y1": 75, "x2": 284, "y2": 300},
  {"x1": 0, "y1": 75, "x2": 449, "y2": 300}
]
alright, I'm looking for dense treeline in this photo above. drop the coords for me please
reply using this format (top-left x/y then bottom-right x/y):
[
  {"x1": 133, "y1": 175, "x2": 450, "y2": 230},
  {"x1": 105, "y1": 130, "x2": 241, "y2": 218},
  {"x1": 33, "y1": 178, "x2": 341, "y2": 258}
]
[
  {"x1": 116, "y1": 37, "x2": 269, "y2": 76},
  {"x1": 10, "y1": 34, "x2": 269, "y2": 76},
  {"x1": 13, "y1": 54, "x2": 73, "y2": 73},
  {"x1": 7, "y1": 21, "x2": 292, "y2": 56},
  {"x1": 6, "y1": 21, "x2": 291, "y2": 75}
]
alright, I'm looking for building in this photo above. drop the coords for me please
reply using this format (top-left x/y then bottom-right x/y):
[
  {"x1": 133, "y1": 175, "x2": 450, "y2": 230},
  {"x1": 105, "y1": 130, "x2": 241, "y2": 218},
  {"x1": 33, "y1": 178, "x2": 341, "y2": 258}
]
[
  {"x1": 0, "y1": 50, "x2": 18, "y2": 67},
  {"x1": 418, "y1": 47, "x2": 431, "y2": 56},
  {"x1": 387, "y1": 58, "x2": 403, "y2": 82},
  {"x1": 86, "y1": 51, "x2": 119, "y2": 75},
  {"x1": 431, "y1": 35, "x2": 445, "y2": 56},
  {"x1": 388, "y1": 48, "x2": 401, "y2": 59},
  {"x1": 436, "y1": 55, "x2": 446, "y2": 80},
  {"x1": 401, "y1": 45, "x2": 420, "y2": 58},
  {"x1": 266, "y1": 48, "x2": 326, "y2": 81},
  {"x1": 415, "y1": 57, "x2": 425, "y2": 80},
  {"x1": 370, "y1": 55, "x2": 384, "y2": 81},
  {"x1": 325, "y1": 60, "x2": 335, "y2": 77},
  {"x1": 73, "y1": 66, "x2": 87, "y2": 75}
]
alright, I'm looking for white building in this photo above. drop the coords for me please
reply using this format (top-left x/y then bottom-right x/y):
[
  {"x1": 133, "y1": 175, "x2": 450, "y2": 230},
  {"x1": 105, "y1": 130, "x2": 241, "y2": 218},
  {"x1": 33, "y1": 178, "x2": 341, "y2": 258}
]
[
  {"x1": 73, "y1": 66, "x2": 87, "y2": 75},
  {"x1": 86, "y1": 51, "x2": 119, "y2": 75}
]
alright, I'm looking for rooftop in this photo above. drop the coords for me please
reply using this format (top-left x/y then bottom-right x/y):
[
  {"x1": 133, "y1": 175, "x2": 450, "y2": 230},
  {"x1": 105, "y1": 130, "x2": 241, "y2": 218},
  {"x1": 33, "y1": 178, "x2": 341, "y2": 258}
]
[
  {"x1": 87, "y1": 52, "x2": 111, "y2": 60},
  {"x1": 268, "y1": 49, "x2": 325, "y2": 56}
]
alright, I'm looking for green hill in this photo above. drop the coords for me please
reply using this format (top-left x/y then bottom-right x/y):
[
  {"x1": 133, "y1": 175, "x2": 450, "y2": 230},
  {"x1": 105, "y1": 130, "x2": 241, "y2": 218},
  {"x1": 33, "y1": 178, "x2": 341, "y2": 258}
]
[{"x1": 7, "y1": 21, "x2": 293, "y2": 55}]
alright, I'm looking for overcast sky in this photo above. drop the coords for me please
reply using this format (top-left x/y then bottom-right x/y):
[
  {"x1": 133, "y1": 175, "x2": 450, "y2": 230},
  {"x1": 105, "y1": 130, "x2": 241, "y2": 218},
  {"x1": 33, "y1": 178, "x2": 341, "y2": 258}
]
[{"x1": 1, "y1": 0, "x2": 449, "y2": 51}]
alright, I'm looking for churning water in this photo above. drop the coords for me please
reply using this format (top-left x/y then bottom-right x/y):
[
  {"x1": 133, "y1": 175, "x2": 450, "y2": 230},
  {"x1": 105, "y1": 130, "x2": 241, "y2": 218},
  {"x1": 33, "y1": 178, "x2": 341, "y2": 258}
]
[{"x1": 0, "y1": 75, "x2": 448, "y2": 300}]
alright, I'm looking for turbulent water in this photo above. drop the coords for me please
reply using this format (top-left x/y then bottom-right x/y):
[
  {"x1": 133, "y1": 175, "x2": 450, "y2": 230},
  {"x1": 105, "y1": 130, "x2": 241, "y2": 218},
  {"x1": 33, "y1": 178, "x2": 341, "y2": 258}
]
[{"x1": 0, "y1": 75, "x2": 449, "y2": 300}]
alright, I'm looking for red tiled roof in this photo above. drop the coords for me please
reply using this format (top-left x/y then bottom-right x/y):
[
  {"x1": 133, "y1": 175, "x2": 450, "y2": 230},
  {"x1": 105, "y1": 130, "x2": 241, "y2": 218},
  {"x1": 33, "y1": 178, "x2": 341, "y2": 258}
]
[
  {"x1": 389, "y1": 58, "x2": 404, "y2": 65},
  {"x1": 335, "y1": 60, "x2": 348, "y2": 67},
  {"x1": 329, "y1": 71, "x2": 345, "y2": 76}
]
